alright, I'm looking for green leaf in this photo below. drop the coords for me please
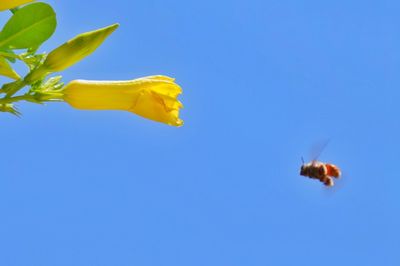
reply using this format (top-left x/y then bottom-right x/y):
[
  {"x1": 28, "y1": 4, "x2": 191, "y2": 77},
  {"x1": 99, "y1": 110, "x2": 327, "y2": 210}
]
[
  {"x1": 0, "y1": 48, "x2": 17, "y2": 63},
  {"x1": 0, "y1": 56, "x2": 20, "y2": 80},
  {"x1": 0, "y1": 2, "x2": 56, "y2": 49}
]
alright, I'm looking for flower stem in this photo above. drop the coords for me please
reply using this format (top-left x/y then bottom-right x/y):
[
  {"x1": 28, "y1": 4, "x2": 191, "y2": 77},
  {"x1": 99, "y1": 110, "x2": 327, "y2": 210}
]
[
  {"x1": 0, "y1": 95, "x2": 33, "y2": 104},
  {"x1": 1, "y1": 80, "x2": 27, "y2": 97},
  {"x1": 0, "y1": 51, "x2": 21, "y2": 60},
  {"x1": 10, "y1": 8, "x2": 19, "y2": 14}
]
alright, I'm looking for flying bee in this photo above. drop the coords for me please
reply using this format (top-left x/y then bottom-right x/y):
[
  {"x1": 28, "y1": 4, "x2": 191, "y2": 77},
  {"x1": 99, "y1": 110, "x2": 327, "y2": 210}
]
[
  {"x1": 300, "y1": 159, "x2": 341, "y2": 187},
  {"x1": 300, "y1": 140, "x2": 341, "y2": 187}
]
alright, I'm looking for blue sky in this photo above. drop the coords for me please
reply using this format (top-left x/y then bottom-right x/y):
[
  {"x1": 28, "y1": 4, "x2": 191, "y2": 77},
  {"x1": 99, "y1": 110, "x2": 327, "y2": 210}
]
[{"x1": 0, "y1": 0, "x2": 399, "y2": 265}]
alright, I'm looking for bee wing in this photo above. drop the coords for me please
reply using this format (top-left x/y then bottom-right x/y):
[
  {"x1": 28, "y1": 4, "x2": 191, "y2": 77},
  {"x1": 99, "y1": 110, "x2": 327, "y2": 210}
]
[{"x1": 309, "y1": 139, "x2": 330, "y2": 161}]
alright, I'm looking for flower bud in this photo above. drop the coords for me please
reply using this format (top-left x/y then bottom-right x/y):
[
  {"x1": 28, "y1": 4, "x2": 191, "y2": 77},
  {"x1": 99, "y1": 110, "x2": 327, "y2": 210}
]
[
  {"x1": 62, "y1": 75, "x2": 184, "y2": 127},
  {"x1": 24, "y1": 24, "x2": 118, "y2": 83},
  {"x1": 43, "y1": 23, "x2": 119, "y2": 72}
]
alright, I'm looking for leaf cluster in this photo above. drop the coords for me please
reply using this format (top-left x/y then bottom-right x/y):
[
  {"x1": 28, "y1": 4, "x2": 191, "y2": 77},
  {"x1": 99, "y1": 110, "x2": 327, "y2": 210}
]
[{"x1": 0, "y1": 2, "x2": 118, "y2": 115}]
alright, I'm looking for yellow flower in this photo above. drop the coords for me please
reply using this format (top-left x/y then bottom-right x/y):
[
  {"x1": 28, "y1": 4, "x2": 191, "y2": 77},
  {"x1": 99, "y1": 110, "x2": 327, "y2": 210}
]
[
  {"x1": 0, "y1": 0, "x2": 35, "y2": 11},
  {"x1": 62, "y1": 75, "x2": 184, "y2": 127}
]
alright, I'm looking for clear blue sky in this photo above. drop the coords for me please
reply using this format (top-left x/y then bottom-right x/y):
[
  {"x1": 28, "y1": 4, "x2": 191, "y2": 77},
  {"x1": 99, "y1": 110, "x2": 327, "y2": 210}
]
[{"x1": 0, "y1": 0, "x2": 399, "y2": 265}]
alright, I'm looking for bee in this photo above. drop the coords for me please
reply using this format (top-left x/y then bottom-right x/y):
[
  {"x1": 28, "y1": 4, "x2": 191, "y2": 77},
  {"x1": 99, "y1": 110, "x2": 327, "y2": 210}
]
[
  {"x1": 300, "y1": 141, "x2": 341, "y2": 187},
  {"x1": 300, "y1": 159, "x2": 341, "y2": 187}
]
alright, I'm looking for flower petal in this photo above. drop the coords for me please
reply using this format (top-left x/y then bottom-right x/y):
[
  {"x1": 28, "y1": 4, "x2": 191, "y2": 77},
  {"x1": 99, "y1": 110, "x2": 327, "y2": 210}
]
[
  {"x1": 0, "y1": 0, "x2": 35, "y2": 11},
  {"x1": 62, "y1": 76, "x2": 184, "y2": 126}
]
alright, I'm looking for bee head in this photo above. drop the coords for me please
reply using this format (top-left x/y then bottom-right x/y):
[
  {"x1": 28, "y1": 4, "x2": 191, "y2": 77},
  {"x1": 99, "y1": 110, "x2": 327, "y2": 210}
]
[
  {"x1": 300, "y1": 157, "x2": 306, "y2": 176},
  {"x1": 300, "y1": 165, "x2": 306, "y2": 176}
]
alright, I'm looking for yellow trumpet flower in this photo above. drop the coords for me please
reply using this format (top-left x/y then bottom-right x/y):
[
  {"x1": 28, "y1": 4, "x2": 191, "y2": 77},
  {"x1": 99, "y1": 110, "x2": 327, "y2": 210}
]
[
  {"x1": 62, "y1": 75, "x2": 184, "y2": 127},
  {"x1": 0, "y1": 0, "x2": 35, "y2": 11}
]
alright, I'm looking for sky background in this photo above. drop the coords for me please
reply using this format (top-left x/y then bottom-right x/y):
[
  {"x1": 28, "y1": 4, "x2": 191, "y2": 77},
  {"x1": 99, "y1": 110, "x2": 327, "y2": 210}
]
[{"x1": 0, "y1": 0, "x2": 399, "y2": 265}]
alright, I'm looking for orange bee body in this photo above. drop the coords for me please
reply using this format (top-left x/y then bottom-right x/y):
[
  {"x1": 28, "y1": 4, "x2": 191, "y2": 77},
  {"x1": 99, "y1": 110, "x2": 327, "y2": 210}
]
[{"x1": 300, "y1": 161, "x2": 341, "y2": 187}]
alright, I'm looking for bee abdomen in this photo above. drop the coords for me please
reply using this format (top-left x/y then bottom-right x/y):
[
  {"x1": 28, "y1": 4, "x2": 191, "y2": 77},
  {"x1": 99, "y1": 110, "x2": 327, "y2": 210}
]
[{"x1": 326, "y1": 164, "x2": 341, "y2": 178}]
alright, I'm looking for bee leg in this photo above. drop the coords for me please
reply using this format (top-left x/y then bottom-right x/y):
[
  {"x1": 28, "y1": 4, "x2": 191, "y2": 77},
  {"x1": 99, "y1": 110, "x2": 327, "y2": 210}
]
[{"x1": 321, "y1": 176, "x2": 334, "y2": 187}]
